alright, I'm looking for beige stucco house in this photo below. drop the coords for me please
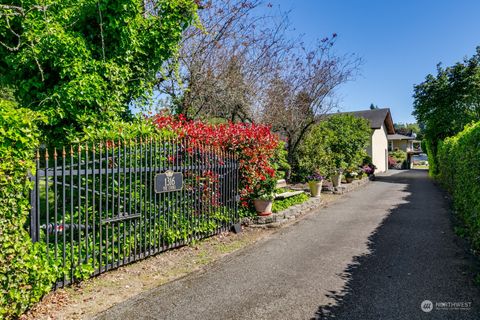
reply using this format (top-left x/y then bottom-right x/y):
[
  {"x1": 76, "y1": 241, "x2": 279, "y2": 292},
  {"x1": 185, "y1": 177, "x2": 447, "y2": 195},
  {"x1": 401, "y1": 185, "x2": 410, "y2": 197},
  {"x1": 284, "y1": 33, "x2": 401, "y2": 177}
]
[
  {"x1": 388, "y1": 133, "x2": 422, "y2": 168},
  {"x1": 388, "y1": 133, "x2": 421, "y2": 153},
  {"x1": 348, "y1": 108, "x2": 395, "y2": 173}
]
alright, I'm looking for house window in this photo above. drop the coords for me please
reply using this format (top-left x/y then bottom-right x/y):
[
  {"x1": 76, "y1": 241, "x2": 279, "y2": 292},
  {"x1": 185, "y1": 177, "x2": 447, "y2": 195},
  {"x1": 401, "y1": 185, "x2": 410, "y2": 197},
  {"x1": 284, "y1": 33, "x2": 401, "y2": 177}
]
[{"x1": 388, "y1": 141, "x2": 393, "y2": 152}]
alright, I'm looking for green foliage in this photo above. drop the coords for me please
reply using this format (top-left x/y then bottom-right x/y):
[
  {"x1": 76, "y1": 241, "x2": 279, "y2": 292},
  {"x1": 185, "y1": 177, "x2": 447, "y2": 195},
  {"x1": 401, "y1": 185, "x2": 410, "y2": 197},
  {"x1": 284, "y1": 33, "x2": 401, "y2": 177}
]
[
  {"x1": 423, "y1": 139, "x2": 437, "y2": 177},
  {"x1": 78, "y1": 116, "x2": 177, "y2": 144},
  {"x1": 0, "y1": 101, "x2": 57, "y2": 319},
  {"x1": 0, "y1": 0, "x2": 198, "y2": 144},
  {"x1": 389, "y1": 149, "x2": 407, "y2": 162},
  {"x1": 251, "y1": 175, "x2": 277, "y2": 200},
  {"x1": 413, "y1": 47, "x2": 480, "y2": 173},
  {"x1": 394, "y1": 122, "x2": 423, "y2": 140},
  {"x1": 272, "y1": 141, "x2": 290, "y2": 180},
  {"x1": 0, "y1": 86, "x2": 15, "y2": 103},
  {"x1": 437, "y1": 122, "x2": 480, "y2": 250},
  {"x1": 298, "y1": 114, "x2": 371, "y2": 177},
  {"x1": 238, "y1": 206, "x2": 256, "y2": 218},
  {"x1": 272, "y1": 193, "x2": 309, "y2": 213}
]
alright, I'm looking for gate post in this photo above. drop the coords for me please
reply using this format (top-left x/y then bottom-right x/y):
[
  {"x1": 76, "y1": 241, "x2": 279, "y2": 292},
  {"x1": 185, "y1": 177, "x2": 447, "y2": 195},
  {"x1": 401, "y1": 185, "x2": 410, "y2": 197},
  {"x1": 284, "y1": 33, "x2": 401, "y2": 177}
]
[{"x1": 29, "y1": 172, "x2": 39, "y2": 242}]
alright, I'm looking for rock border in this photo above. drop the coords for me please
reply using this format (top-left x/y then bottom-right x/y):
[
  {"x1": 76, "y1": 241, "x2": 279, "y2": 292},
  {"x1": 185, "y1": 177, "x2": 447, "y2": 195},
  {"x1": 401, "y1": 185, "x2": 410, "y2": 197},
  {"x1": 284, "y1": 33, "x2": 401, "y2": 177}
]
[{"x1": 243, "y1": 176, "x2": 371, "y2": 228}]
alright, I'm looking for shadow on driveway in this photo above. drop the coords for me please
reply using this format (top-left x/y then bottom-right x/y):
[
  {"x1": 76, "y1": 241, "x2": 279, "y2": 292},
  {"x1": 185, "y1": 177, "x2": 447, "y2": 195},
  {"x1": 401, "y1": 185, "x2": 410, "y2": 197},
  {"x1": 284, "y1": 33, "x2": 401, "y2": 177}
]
[{"x1": 313, "y1": 170, "x2": 480, "y2": 320}]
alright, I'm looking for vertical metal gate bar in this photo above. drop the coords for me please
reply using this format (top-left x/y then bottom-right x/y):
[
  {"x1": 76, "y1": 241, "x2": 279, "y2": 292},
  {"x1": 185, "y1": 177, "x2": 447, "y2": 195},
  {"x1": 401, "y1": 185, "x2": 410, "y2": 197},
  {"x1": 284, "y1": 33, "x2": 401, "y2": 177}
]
[
  {"x1": 99, "y1": 142, "x2": 104, "y2": 273},
  {"x1": 148, "y1": 138, "x2": 153, "y2": 253},
  {"x1": 105, "y1": 142, "x2": 110, "y2": 272},
  {"x1": 133, "y1": 139, "x2": 138, "y2": 261},
  {"x1": 153, "y1": 138, "x2": 159, "y2": 253},
  {"x1": 174, "y1": 137, "x2": 180, "y2": 246},
  {"x1": 143, "y1": 138, "x2": 148, "y2": 256},
  {"x1": 45, "y1": 149, "x2": 50, "y2": 253},
  {"x1": 92, "y1": 144, "x2": 96, "y2": 274},
  {"x1": 85, "y1": 145, "x2": 89, "y2": 271},
  {"x1": 166, "y1": 137, "x2": 171, "y2": 248},
  {"x1": 128, "y1": 140, "x2": 133, "y2": 262},
  {"x1": 77, "y1": 146, "x2": 82, "y2": 277},
  {"x1": 194, "y1": 140, "x2": 200, "y2": 241},
  {"x1": 69, "y1": 146, "x2": 74, "y2": 283},
  {"x1": 220, "y1": 148, "x2": 226, "y2": 231},
  {"x1": 160, "y1": 137, "x2": 166, "y2": 251},
  {"x1": 61, "y1": 147, "x2": 66, "y2": 287},
  {"x1": 122, "y1": 140, "x2": 127, "y2": 265},
  {"x1": 234, "y1": 152, "x2": 239, "y2": 223},
  {"x1": 116, "y1": 140, "x2": 121, "y2": 267},
  {"x1": 53, "y1": 148, "x2": 58, "y2": 287},
  {"x1": 29, "y1": 172, "x2": 37, "y2": 243},
  {"x1": 111, "y1": 141, "x2": 116, "y2": 267}
]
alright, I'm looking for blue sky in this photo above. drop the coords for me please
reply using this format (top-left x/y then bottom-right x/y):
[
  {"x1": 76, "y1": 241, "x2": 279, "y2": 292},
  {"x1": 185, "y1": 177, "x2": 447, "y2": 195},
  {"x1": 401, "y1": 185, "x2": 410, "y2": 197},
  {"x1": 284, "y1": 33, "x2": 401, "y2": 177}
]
[{"x1": 266, "y1": 0, "x2": 480, "y2": 123}]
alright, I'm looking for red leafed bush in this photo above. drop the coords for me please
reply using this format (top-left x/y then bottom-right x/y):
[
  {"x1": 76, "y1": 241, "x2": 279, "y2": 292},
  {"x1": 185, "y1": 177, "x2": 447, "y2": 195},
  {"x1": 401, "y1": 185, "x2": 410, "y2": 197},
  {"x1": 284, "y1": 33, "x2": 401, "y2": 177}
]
[{"x1": 152, "y1": 114, "x2": 279, "y2": 203}]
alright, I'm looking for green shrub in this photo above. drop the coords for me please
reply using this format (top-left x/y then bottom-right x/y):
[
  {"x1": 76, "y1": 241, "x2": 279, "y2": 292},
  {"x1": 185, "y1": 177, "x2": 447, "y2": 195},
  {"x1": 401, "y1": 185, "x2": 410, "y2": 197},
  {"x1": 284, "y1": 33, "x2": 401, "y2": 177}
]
[
  {"x1": 76, "y1": 117, "x2": 177, "y2": 144},
  {"x1": 272, "y1": 141, "x2": 291, "y2": 180},
  {"x1": 272, "y1": 193, "x2": 309, "y2": 213},
  {"x1": 437, "y1": 122, "x2": 480, "y2": 250},
  {"x1": 424, "y1": 139, "x2": 438, "y2": 177},
  {"x1": 0, "y1": 101, "x2": 57, "y2": 319},
  {"x1": 388, "y1": 149, "x2": 407, "y2": 169},
  {"x1": 388, "y1": 149, "x2": 407, "y2": 162},
  {"x1": 298, "y1": 114, "x2": 371, "y2": 177}
]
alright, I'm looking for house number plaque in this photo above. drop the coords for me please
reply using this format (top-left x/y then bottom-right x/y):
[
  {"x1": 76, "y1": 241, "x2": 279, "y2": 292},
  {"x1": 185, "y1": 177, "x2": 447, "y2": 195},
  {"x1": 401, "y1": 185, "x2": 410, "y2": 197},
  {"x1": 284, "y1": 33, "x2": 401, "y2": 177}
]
[{"x1": 154, "y1": 170, "x2": 183, "y2": 193}]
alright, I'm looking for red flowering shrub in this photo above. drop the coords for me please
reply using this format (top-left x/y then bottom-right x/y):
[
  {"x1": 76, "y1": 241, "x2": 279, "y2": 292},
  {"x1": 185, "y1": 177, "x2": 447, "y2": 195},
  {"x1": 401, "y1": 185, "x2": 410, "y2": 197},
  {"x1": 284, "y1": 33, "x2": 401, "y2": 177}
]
[{"x1": 152, "y1": 114, "x2": 279, "y2": 204}]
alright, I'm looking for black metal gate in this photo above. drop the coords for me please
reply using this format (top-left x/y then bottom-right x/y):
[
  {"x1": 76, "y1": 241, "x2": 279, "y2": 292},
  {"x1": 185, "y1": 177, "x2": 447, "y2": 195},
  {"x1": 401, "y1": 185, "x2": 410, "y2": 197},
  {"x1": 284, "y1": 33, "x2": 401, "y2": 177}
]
[{"x1": 29, "y1": 138, "x2": 239, "y2": 287}]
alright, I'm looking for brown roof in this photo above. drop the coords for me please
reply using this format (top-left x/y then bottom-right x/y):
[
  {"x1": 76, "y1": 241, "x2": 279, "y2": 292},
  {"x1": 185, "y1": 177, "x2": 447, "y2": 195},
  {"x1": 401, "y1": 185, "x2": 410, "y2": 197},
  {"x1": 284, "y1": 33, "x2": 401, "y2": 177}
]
[{"x1": 328, "y1": 108, "x2": 395, "y2": 134}]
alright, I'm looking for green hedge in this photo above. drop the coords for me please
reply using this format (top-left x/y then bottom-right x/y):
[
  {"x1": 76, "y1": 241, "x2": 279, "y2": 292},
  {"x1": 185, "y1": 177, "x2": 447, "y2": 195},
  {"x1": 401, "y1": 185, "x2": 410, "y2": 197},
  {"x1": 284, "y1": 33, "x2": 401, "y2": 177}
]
[
  {"x1": 0, "y1": 102, "x2": 57, "y2": 318},
  {"x1": 437, "y1": 122, "x2": 480, "y2": 249},
  {"x1": 424, "y1": 139, "x2": 438, "y2": 177}
]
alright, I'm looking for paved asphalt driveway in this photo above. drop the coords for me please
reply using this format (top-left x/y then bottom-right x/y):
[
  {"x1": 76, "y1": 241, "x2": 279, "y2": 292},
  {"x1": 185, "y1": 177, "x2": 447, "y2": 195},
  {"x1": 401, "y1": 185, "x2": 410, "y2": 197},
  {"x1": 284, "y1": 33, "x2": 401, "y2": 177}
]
[{"x1": 96, "y1": 170, "x2": 480, "y2": 320}]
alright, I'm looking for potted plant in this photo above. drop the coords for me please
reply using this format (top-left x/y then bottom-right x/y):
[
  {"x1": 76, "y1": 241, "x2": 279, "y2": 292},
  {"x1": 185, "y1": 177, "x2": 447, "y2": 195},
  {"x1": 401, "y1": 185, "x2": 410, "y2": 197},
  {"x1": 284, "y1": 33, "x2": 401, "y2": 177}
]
[
  {"x1": 357, "y1": 167, "x2": 366, "y2": 179},
  {"x1": 252, "y1": 176, "x2": 276, "y2": 216},
  {"x1": 361, "y1": 156, "x2": 376, "y2": 179},
  {"x1": 362, "y1": 163, "x2": 376, "y2": 180},
  {"x1": 307, "y1": 171, "x2": 324, "y2": 197},
  {"x1": 329, "y1": 159, "x2": 347, "y2": 187},
  {"x1": 330, "y1": 168, "x2": 343, "y2": 187},
  {"x1": 344, "y1": 167, "x2": 358, "y2": 183}
]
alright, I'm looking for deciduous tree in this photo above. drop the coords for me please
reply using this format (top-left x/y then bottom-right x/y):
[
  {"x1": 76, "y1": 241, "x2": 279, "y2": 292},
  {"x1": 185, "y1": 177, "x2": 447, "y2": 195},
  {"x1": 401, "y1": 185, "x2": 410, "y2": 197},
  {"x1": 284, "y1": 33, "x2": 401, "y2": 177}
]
[
  {"x1": 158, "y1": 0, "x2": 293, "y2": 121},
  {"x1": 262, "y1": 37, "x2": 361, "y2": 172}
]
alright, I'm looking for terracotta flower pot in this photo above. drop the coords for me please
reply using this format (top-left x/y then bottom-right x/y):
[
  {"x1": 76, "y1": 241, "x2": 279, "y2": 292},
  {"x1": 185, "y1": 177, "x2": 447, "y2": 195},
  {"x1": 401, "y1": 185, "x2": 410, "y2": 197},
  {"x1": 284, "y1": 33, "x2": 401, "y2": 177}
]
[
  {"x1": 331, "y1": 174, "x2": 342, "y2": 187},
  {"x1": 308, "y1": 181, "x2": 323, "y2": 197},
  {"x1": 253, "y1": 199, "x2": 273, "y2": 216}
]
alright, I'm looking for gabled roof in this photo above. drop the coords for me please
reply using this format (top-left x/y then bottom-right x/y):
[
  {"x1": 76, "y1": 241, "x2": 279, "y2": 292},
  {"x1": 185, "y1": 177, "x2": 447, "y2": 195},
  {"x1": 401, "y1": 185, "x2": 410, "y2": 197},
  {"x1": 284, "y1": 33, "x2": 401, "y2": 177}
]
[
  {"x1": 388, "y1": 133, "x2": 415, "y2": 140},
  {"x1": 329, "y1": 108, "x2": 395, "y2": 134}
]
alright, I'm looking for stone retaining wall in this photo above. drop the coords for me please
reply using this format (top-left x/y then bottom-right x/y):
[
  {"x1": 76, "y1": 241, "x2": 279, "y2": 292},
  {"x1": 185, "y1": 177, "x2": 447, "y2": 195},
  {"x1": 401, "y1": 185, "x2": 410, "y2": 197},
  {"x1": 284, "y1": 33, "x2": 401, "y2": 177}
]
[{"x1": 243, "y1": 176, "x2": 371, "y2": 228}]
